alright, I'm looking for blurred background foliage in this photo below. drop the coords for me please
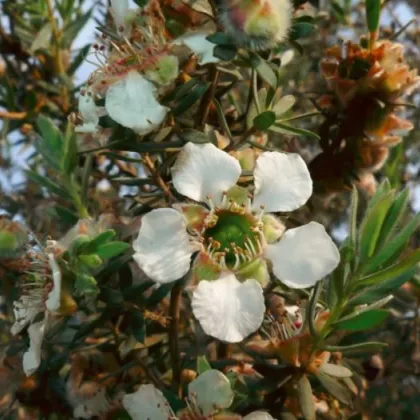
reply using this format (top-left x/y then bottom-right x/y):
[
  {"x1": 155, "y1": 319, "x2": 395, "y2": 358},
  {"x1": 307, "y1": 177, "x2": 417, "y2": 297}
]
[{"x1": 0, "y1": 0, "x2": 419, "y2": 419}]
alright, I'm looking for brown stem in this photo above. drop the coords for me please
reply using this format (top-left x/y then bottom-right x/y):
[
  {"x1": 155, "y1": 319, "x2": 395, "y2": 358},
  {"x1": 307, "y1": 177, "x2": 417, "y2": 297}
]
[
  {"x1": 195, "y1": 65, "x2": 220, "y2": 130},
  {"x1": 169, "y1": 282, "x2": 183, "y2": 395},
  {"x1": 142, "y1": 153, "x2": 175, "y2": 202}
]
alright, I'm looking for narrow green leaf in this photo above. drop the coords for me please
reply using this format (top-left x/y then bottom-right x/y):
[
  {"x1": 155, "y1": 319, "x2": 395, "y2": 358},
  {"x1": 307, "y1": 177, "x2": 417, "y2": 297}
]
[
  {"x1": 323, "y1": 342, "x2": 387, "y2": 353},
  {"x1": 253, "y1": 111, "x2": 276, "y2": 131},
  {"x1": 290, "y1": 22, "x2": 315, "y2": 41},
  {"x1": 26, "y1": 170, "x2": 71, "y2": 200},
  {"x1": 62, "y1": 9, "x2": 93, "y2": 45},
  {"x1": 174, "y1": 78, "x2": 199, "y2": 100},
  {"x1": 206, "y1": 32, "x2": 234, "y2": 46},
  {"x1": 213, "y1": 45, "x2": 237, "y2": 61},
  {"x1": 349, "y1": 268, "x2": 416, "y2": 305},
  {"x1": 81, "y1": 230, "x2": 116, "y2": 254},
  {"x1": 349, "y1": 187, "x2": 359, "y2": 251},
  {"x1": 339, "y1": 295, "x2": 393, "y2": 323},
  {"x1": 364, "y1": 212, "x2": 420, "y2": 273},
  {"x1": 297, "y1": 375, "x2": 315, "y2": 420},
  {"x1": 131, "y1": 310, "x2": 146, "y2": 343},
  {"x1": 316, "y1": 372, "x2": 352, "y2": 405},
  {"x1": 172, "y1": 82, "x2": 209, "y2": 116},
  {"x1": 335, "y1": 309, "x2": 388, "y2": 331},
  {"x1": 375, "y1": 188, "x2": 410, "y2": 246},
  {"x1": 321, "y1": 363, "x2": 353, "y2": 378},
  {"x1": 356, "y1": 249, "x2": 420, "y2": 288},
  {"x1": 272, "y1": 95, "x2": 296, "y2": 117},
  {"x1": 95, "y1": 242, "x2": 131, "y2": 259},
  {"x1": 358, "y1": 191, "x2": 394, "y2": 261},
  {"x1": 365, "y1": 0, "x2": 381, "y2": 33},
  {"x1": 197, "y1": 355, "x2": 212, "y2": 374},
  {"x1": 36, "y1": 116, "x2": 64, "y2": 170},
  {"x1": 62, "y1": 129, "x2": 78, "y2": 175},
  {"x1": 248, "y1": 52, "x2": 278, "y2": 89},
  {"x1": 367, "y1": 179, "x2": 391, "y2": 210},
  {"x1": 68, "y1": 45, "x2": 91, "y2": 76},
  {"x1": 270, "y1": 123, "x2": 320, "y2": 140}
]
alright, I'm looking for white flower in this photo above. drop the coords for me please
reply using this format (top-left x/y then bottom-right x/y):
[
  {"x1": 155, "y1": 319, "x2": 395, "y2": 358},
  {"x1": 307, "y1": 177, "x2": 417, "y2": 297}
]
[
  {"x1": 110, "y1": 0, "x2": 131, "y2": 35},
  {"x1": 123, "y1": 369, "x2": 234, "y2": 419},
  {"x1": 72, "y1": 388, "x2": 110, "y2": 419},
  {"x1": 173, "y1": 32, "x2": 220, "y2": 65},
  {"x1": 11, "y1": 252, "x2": 62, "y2": 376},
  {"x1": 133, "y1": 142, "x2": 340, "y2": 342},
  {"x1": 105, "y1": 71, "x2": 168, "y2": 135},
  {"x1": 243, "y1": 412, "x2": 275, "y2": 420},
  {"x1": 75, "y1": 89, "x2": 102, "y2": 134}
]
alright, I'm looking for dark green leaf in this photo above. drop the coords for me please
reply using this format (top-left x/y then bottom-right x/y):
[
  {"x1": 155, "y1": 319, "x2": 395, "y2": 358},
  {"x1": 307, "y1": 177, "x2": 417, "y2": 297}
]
[
  {"x1": 68, "y1": 44, "x2": 91, "y2": 75},
  {"x1": 213, "y1": 45, "x2": 237, "y2": 61},
  {"x1": 172, "y1": 82, "x2": 209, "y2": 116},
  {"x1": 335, "y1": 309, "x2": 388, "y2": 331},
  {"x1": 358, "y1": 191, "x2": 394, "y2": 262},
  {"x1": 290, "y1": 22, "x2": 315, "y2": 41},
  {"x1": 375, "y1": 188, "x2": 410, "y2": 247},
  {"x1": 131, "y1": 310, "x2": 146, "y2": 343},
  {"x1": 356, "y1": 249, "x2": 420, "y2": 288},
  {"x1": 62, "y1": 9, "x2": 93, "y2": 45},
  {"x1": 253, "y1": 111, "x2": 276, "y2": 131},
  {"x1": 95, "y1": 242, "x2": 131, "y2": 259},
  {"x1": 364, "y1": 212, "x2": 420, "y2": 273},
  {"x1": 365, "y1": 0, "x2": 381, "y2": 33},
  {"x1": 206, "y1": 32, "x2": 234, "y2": 46}
]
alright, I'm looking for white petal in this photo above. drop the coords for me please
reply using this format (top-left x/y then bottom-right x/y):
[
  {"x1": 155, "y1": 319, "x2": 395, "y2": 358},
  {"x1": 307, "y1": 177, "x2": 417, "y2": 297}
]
[
  {"x1": 133, "y1": 208, "x2": 195, "y2": 283},
  {"x1": 265, "y1": 222, "x2": 340, "y2": 289},
  {"x1": 188, "y1": 369, "x2": 234, "y2": 416},
  {"x1": 192, "y1": 273, "x2": 265, "y2": 343},
  {"x1": 76, "y1": 91, "x2": 99, "y2": 133},
  {"x1": 23, "y1": 321, "x2": 45, "y2": 376},
  {"x1": 11, "y1": 296, "x2": 43, "y2": 335},
  {"x1": 111, "y1": 0, "x2": 129, "y2": 28},
  {"x1": 243, "y1": 411, "x2": 275, "y2": 420},
  {"x1": 172, "y1": 142, "x2": 241, "y2": 204},
  {"x1": 122, "y1": 384, "x2": 172, "y2": 420},
  {"x1": 45, "y1": 254, "x2": 61, "y2": 312},
  {"x1": 105, "y1": 71, "x2": 168, "y2": 135},
  {"x1": 173, "y1": 32, "x2": 219, "y2": 65},
  {"x1": 252, "y1": 152, "x2": 313, "y2": 212},
  {"x1": 73, "y1": 388, "x2": 110, "y2": 419}
]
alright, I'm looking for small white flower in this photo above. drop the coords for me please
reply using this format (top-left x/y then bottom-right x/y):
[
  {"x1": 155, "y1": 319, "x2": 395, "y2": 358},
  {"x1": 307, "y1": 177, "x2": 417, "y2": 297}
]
[
  {"x1": 243, "y1": 412, "x2": 276, "y2": 420},
  {"x1": 72, "y1": 388, "x2": 110, "y2": 419},
  {"x1": 123, "y1": 369, "x2": 234, "y2": 419},
  {"x1": 110, "y1": 0, "x2": 131, "y2": 35},
  {"x1": 11, "y1": 252, "x2": 62, "y2": 376},
  {"x1": 75, "y1": 89, "x2": 103, "y2": 134},
  {"x1": 173, "y1": 32, "x2": 220, "y2": 65},
  {"x1": 105, "y1": 71, "x2": 168, "y2": 135},
  {"x1": 133, "y1": 142, "x2": 340, "y2": 342}
]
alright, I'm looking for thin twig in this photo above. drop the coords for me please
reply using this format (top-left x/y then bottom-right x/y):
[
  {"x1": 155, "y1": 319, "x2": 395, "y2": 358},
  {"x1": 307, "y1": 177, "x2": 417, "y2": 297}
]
[{"x1": 169, "y1": 282, "x2": 183, "y2": 396}]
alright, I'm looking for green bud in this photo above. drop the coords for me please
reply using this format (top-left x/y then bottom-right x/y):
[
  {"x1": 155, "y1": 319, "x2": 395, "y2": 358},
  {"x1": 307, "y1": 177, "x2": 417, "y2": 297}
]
[{"x1": 78, "y1": 254, "x2": 103, "y2": 268}]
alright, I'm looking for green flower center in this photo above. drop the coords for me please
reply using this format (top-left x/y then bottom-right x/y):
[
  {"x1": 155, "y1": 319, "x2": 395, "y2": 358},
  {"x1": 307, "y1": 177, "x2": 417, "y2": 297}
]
[{"x1": 204, "y1": 210, "x2": 259, "y2": 267}]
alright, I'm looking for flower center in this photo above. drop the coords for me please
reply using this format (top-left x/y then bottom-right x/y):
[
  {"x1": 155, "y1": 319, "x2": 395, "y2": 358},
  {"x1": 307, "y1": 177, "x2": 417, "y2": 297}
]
[{"x1": 204, "y1": 210, "x2": 259, "y2": 268}]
